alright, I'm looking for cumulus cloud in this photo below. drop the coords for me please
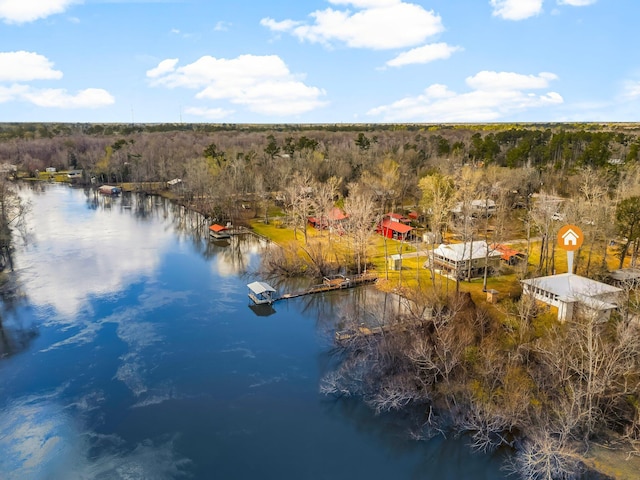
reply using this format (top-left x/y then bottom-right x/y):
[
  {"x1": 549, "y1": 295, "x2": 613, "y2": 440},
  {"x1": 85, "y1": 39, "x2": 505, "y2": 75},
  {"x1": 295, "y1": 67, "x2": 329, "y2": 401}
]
[
  {"x1": 147, "y1": 54, "x2": 327, "y2": 117},
  {"x1": 21, "y1": 87, "x2": 114, "y2": 108},
  {"x1": 0, "y1": 84, "x2": 29, "y2": 103},
  {"x1": 558, "y1": 0, "x2": 597, "y2": 5},
  {"x1": 146, "y1": 58, "x2": 179, "y2": 78},
  {"x1": 466, "y1": 71, "x2": 558, "y2": 90},
  {"x1": 261, "y1": 1, "x2": 443, "y2": 50},
  {"x1": 0, "y1": 50, "x2": 115, "y2": 108},
  {"x1": 0, "y1": 51, "x2": 63, "y2": 82},
  {"x1": 183, "y1": 106, "x2": 235, "y2": 119},
  {"x1": 386, "y1": 43, "x2": 462, "y2": 67},
  {"x1": 0, "y1": 85, "x2": 114, "y2": 108},
  {"x1": 490, "y1": 0, "x2": 544, "y2": 20},
  {"x1": 0, "y1": 0, "x2": 79, "y2": 24},
  {"x1": 367, "y1": 70, "x2": 563, "y2": 122}
]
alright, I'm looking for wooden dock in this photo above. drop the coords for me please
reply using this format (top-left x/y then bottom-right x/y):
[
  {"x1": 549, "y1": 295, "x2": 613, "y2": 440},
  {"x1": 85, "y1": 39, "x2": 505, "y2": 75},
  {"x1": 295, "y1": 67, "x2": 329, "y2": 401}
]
[
  {"x1": 334, "y1": 321, "x2": 419, "y2": 343},
  {"x1": 334, "y1": 325, "x2": 384, "y2": 342},
  {"x1": 276, "y1": 273, "x2": 377, "y2": 302}
]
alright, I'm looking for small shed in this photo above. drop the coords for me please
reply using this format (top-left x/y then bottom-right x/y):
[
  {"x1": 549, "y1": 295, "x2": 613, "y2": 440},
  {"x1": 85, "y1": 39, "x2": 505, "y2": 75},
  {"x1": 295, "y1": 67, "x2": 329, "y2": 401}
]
[
  {"x1": 388, "y1": 254, "x2": 403, "y2": 271},
  {"x1": 486, "y1": 289, "x2": 500, "y2": 304},
  {"x1": 247, "y1": 281, "x2": 277, "y2": 305}
]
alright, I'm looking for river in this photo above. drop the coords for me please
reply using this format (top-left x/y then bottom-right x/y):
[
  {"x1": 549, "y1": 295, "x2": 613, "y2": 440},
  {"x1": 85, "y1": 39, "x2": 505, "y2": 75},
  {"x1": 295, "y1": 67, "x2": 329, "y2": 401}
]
[{"x1": 0, "y1": 184, "x2": 508, "y2": 479}]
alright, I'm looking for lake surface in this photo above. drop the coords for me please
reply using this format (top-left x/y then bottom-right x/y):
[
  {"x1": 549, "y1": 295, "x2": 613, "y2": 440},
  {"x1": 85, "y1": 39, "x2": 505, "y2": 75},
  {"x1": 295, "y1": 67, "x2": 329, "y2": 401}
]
[{"x1": 0, "y1": 184, "x2": 508, "y2": 479}]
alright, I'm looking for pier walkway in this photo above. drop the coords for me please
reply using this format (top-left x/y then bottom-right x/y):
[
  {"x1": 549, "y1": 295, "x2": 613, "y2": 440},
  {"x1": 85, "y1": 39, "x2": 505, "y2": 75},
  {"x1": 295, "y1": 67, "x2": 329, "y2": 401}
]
[{"x1": 276, "y1": 273, "x2": 378, "y2": 302}]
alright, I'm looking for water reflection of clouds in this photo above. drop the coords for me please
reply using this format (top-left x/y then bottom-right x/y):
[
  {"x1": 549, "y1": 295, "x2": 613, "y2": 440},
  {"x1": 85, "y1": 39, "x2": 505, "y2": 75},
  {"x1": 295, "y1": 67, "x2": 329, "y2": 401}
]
[
  {"x1": 16, "y1": 186, "x2": 174, "y2": 319},
  {"x1": 0, "y1": 390, "x2": 190, "y2": 479},
  {"x1": 109, "y1": 287, "x2": 189, "y2": 398}
]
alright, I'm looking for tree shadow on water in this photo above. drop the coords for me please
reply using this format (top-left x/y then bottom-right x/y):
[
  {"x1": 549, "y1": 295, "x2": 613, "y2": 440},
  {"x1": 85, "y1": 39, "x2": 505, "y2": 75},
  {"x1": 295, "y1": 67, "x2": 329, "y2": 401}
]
[{"x1": 0, "y1": 275, "x2": 38, "y2": 359}]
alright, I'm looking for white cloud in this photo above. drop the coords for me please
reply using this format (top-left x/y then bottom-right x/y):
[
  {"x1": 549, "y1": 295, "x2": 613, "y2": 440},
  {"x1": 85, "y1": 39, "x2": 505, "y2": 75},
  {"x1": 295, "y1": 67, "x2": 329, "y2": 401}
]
[
  {"x1": 0, "y1": 84, "x2": 115, "y2": 108},
  {"x1": 0, "y1": 0, "x2": 80, "y2": 24},
  {"x1": 21, "y1": 87, "x2": 114, "y2": 108},
  {"x1": 214, "y1": 20, "x2": 231, "y2": 31},
  {"x1": 0, "y1": 51, "x2": 114, "y2": 109},
  {"x1": 490, "y1": 0, "x2": 543, "y2": 21},
  {"x1": 259, "y1": 18, "x2": 303, "y2": 32},
  {"x1": 147, "y1": 54, "x2": 327, "y2": 116},
  {"x1": 386, "y1": 43, "x2": 462, "y2": 67},
  {"x1": 557, "y1": 0, "x2": 596, "y2": 5},
  {"x1": 368, "y1": 70, "x2": 563, "y2": 121},
  {"x1": 261, "y1": 1, "x2": 443, "y2": 50},
  {"x1": 146, "y1": 58, "x2": 178, "y2": 78},
  {"x1": 0, "y1": 51, "x2": 63, "y2": 82},
  {"x1": 622, "y1": 80, "x2": 640, "y2": 99},
  {"x1": 328, "y1": 0, "x2": 401, "y2": 6},
  {"x1": 0, "y1": 84, "x2": 28, "y2": 103},
  {"x1": 183, "y1": 106, "x2": 234, "y2": 119},
  {"x1": 466, "y1": 71, "x2": 558, "y2": 90}
]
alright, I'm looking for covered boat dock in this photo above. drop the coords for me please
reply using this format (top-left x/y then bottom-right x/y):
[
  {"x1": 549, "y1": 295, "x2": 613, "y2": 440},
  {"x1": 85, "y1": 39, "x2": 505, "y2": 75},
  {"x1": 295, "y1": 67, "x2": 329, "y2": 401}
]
[{"x1": 247, "y1": 281, "x2": 277, "y2": 305}]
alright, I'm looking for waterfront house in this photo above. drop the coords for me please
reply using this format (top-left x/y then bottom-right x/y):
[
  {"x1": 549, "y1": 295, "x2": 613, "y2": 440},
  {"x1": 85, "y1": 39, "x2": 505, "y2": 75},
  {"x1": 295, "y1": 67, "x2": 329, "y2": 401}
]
[
  {"x1": 425, "y1": 241, "x2": 502, "y2": 280},
  {"x1": 521, "y1": 273, "x2": 622, "y2": 322}
]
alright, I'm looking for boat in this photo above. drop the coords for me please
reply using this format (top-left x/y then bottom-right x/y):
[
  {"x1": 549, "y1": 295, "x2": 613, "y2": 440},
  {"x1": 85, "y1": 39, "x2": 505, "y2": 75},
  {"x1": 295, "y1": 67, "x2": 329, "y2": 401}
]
[
  {"x1": 98, "y1": 185, "x2": 121, "y2": 195},
  {"x1": 247, "y1": 281, "x2": 277, "y2": 305}
]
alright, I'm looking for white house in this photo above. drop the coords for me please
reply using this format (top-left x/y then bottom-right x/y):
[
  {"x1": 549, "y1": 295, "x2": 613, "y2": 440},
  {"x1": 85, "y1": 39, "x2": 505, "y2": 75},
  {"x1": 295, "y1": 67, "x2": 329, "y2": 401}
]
[
  {"x1": 451, "y1": 199, "x2": 496, "y2": 218},
  {"x1": 521, "y1": 273, "x2": 622, "y2": 322},
  {"x1": 425, "y1": 241, "x2": 502, "y2": 280}
]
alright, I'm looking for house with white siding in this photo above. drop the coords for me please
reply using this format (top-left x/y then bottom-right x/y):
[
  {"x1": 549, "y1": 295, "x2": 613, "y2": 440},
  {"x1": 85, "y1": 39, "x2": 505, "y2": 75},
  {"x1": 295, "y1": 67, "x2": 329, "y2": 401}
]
[
  {"x1": 521, "y1": 273, "x2": 622, "y2": 322},
  {"x1": 425, "y1": 241, "x2": 502, "y2": 280}
]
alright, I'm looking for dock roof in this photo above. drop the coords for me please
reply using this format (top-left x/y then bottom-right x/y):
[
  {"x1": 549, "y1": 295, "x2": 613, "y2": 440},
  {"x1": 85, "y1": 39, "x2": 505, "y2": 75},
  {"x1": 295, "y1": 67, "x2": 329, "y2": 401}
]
[
  {"x1": 209, "y1": 224, "x2": 227, "y2": 232},
  {"x1": 247, "y1": 281, "x2": 276, "y2": 295}
]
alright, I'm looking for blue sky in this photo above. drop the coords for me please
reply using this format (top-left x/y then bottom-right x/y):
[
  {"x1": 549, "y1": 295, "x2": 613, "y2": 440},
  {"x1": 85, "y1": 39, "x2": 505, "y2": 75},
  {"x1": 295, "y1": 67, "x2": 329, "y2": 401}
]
[{"x1": 0, "y1": 0, "x2": 638, "y2": 123}]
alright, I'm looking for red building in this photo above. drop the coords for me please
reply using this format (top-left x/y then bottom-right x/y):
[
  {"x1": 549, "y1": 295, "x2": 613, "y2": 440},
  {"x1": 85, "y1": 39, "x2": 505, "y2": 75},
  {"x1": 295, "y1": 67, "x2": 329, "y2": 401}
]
[
  {"x1": 376, "y1": 213, "x2": 413, "y2": 240},
  {"x1": 308, "y1": 207, "x2": 348, "y2": 230}
]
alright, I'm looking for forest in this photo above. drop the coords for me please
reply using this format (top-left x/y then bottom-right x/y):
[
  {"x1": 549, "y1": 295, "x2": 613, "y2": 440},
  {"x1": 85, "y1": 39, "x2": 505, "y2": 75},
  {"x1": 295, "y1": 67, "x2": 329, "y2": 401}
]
[{"x1": 2, "y1": 122, "x2": 640, "y2": 479}]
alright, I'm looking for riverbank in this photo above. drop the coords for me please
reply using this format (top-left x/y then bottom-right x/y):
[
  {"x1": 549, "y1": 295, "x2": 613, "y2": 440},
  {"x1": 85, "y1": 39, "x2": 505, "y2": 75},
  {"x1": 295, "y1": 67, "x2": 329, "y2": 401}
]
[{"x1": 248, "y1": 217, "x2": 640, "y2": 480}]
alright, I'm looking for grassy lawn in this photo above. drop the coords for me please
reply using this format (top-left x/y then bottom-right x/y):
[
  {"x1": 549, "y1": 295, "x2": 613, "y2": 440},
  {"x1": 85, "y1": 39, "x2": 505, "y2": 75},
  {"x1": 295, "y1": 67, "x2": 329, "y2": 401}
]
[
  {"x1": 247, "y1": 214, "x2": 640, "y2": 319},
  {"x1": 523, "y1": 239, "x2": 627, "y2": 275},
  {"x1": 249, "y1": 218, "x2": 528, "y2": 312}
]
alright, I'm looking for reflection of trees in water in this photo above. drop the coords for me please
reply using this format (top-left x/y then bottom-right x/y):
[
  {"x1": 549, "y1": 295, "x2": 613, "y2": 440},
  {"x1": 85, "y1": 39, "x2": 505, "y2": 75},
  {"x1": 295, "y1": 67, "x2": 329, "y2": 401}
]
[
  {"x1": 78, "y1": 189, "x2": 270, "y2": 276},
  {"x1": 1, "y1": 180, "x2": 30, "y2": 272},
  {"x1": 320, "y1": 393, "x2": 505, "y2": 478},
  {"x1": 308, "y1": 288, "x2": 407, "y2": 339},
  {"x1": 0, "y1": 282, "x2": 36, "y2": 359},
  {"x1": 211, "y1": 234, "x2": 266, "y2": 277}
]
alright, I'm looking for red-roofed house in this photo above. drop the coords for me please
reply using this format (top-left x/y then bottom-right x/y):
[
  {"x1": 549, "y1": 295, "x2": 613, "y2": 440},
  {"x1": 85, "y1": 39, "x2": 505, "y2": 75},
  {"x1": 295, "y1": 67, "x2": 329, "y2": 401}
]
[
  {"x1": 308, "y1": 207, "x2": 348, "y2": 230},
  {"x1": 491, "y1": 244, "x2": 527, "y2": 266},
  {"x1": 376, "y1": 214, "x2": 413, "y2": 240}
]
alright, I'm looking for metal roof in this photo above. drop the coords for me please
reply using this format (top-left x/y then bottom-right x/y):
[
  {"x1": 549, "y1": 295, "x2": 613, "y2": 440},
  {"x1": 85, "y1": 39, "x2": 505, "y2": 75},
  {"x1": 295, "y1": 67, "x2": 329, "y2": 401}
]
[
  {"x1": 433, "y1": 241, "x2": 502, "y2": 262},
  {"x1": 247, "y1": 281, "x2": 276, "y2": 295}
]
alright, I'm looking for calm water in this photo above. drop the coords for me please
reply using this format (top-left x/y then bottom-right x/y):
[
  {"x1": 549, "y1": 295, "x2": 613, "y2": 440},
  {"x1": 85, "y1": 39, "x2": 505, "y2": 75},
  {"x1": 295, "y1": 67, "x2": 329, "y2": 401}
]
[{"x1": 0, "y1": 184, "x2": 507, "y2": 479}]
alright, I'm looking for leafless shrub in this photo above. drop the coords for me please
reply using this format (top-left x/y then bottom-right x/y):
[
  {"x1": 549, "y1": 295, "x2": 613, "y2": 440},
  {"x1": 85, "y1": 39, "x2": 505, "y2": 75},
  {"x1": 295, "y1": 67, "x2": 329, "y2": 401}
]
[{"x1": 506, "y1": 430, "x2": 582, "y2": 480}]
